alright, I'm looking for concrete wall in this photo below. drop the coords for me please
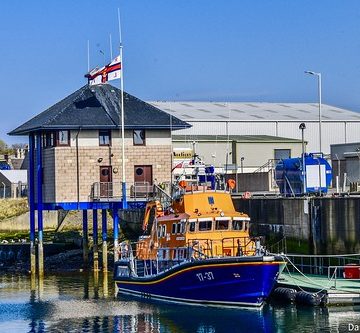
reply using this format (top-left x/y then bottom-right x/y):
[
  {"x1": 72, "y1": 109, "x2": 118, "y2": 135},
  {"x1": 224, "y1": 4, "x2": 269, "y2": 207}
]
[
  {"x1": 234, "y1": 172, "x2": 273, "y2": 192},
  {"x1": 233, "y1": 196, "x2": 360, "y2": 255},
  {"x1": 0, "y1": 210, "x2": 58, "y2": 232}
]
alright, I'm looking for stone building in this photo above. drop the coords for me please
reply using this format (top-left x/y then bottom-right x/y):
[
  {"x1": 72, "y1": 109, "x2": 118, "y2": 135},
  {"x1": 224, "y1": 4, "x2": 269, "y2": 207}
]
[{"x1": 9, "y1": 84, "x2": 190, "y2": 204}]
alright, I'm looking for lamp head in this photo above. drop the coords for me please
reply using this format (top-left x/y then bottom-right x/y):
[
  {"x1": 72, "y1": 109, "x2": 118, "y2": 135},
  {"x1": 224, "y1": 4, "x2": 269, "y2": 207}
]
[{"x1": 299, "y1": 123, "x2": 306, "y2": 130}]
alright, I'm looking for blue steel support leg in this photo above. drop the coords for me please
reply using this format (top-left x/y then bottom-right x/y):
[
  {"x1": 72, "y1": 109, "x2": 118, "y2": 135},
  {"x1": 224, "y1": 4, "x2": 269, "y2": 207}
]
[
  {"x1": 113, "y1": 206, "x2": 119, "y2": 262},
  {"x1": 82, "y1": 210, "x2": 89, "y2": 268},
  {"x1": 101, "y1": 209, "x2": 108, "y2": 272},
  {"x1": 122, "y1": 182, "x2": 128, "y2": 209},
  {"x1": 93, "y1": 209, "x2": 99, "y2": 271},
  {"x1": 29, "y1": 134, "x2": 36, "y2": 278},
  {"x1": 36, "y1": 133, "x2": 44, "y2": 277}
]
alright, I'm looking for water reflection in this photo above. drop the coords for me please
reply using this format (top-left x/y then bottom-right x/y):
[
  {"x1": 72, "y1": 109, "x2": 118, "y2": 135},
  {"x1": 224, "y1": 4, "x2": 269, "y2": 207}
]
[{"x1": 0, "y1": 272, "x2": 359, "y2": 332}]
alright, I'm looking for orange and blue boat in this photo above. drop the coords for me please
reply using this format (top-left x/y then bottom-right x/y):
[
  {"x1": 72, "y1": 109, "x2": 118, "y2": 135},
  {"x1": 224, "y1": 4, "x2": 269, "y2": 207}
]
[{"x1": 114, "y1": 177, "x2": 285, "y2": 307}]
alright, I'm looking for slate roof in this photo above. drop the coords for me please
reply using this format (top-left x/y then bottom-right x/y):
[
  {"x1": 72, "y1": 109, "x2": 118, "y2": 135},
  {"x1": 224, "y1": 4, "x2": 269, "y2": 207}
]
[
  {"x1": 9, "y1": 84, "x2": 190, "y2": 136},
  {"x1": 0, "y1": 170, "x2": 27, "y2": 184}
]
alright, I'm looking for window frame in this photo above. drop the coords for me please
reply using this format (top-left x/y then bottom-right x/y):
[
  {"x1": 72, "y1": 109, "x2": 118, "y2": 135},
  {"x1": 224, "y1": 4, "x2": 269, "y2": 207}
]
[
  {"x1": 56, "y1": 130, "x2": 70, "y2": 146},
  {"x1": 133, "y1": 129, "x2": 146, "y2": 146},
  {"x1": 99, "y1": 130, "x2": 111, "y2": 146}
]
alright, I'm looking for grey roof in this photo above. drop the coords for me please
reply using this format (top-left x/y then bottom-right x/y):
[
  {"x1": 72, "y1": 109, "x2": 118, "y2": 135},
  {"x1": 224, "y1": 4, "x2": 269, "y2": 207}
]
[
  {"x1": 0, "y1": 170, "x2": 27, "y2": 184},
  {"x1": 172, "y1": 134, "x2": 303, "y2": 143},
  {"x1": 149, "y1": 102, "x2": 360, "y2": 121},
  {"x1": 9, "y1": 84, "x2": 190, "y2": 136}
]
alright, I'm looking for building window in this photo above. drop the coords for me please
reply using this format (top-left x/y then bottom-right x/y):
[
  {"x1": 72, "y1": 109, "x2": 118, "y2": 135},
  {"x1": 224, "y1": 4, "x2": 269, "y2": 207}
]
[
  {"x1": 57, "y1": 130, "x2": 70, "y2": 146},
  {"x1": 43, "y1": 132, "x2": 55, "y2": 148},
  {"x1": 99, "y1": 130, "x2": 111, "y2": 146},
  {"x1": 274, "y1": 149, "x2": 291, "y2": 161},
  {"x1": 133, "y1": 129, "x2": 145, "y2": 146}
]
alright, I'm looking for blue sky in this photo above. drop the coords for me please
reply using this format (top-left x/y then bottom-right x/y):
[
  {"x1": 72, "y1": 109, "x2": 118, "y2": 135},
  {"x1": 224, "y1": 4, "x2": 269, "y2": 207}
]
[{"x1": 1, "y1": 0, "x2": 360, "y2": 143}]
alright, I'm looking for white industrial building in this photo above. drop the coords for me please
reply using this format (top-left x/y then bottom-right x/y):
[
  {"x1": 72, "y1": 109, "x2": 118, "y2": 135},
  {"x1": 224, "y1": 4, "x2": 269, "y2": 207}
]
[{"x1": 150, "y1": 102, "x2": 360, "y2": 155}]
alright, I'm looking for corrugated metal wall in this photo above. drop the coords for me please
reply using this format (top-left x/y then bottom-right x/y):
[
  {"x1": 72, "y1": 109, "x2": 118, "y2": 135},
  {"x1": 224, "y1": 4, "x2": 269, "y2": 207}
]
[{"x1": 177, "y1": 120, "x2": 360, "y2": 154}]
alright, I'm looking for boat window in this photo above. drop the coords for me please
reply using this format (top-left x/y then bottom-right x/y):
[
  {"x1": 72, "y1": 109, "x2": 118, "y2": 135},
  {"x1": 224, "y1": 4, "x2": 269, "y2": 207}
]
[
  {"x1": 180, "y1": 221, "x2": 186, "y2": 234},
  {"x1": 157, "y1": 226, "x2": 162, "y2": 237},
  {"x1": 199, "y1": 220, "x2": 212, "y2": 231},
  {"x1": 162, "y1": 225, "x2": 166, "y2": 237},
  {"x1": 215, "y1": 220, "x2": 229, "y2": 230},
  {"x1": 244, "y1": 222, "x2": 249, "y2": 231},
  {"x1": 116, "y1": 266, "x2": 130, "y2": 277},
  {"x1": 232, "y1": 220, "x2": 243, "y2": 231},
  {"x1": 176, "y1": 223, "x2": 182, "y2": 234},
  {"x1": 208, "y1": 196, "x2": 215, "y2": 205},
  {"x1": 189, "y1": 221, "x2": 196, "y2": 232},
  {"x1": 172, "y1": 223, "x2": 177, "y2": 234}
]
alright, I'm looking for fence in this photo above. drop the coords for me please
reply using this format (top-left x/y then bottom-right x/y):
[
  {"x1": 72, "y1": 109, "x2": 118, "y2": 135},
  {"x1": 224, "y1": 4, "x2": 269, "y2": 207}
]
[{"x1": 0, "y1": 183, "x2": 27, "y2": 199}]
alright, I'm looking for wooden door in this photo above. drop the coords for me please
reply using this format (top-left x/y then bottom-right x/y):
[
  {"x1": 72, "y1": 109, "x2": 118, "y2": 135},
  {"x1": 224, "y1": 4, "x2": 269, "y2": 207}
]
[
  {"x1": 134, "y1": 165, "x2": 153, "y2": 196},
  {"x1": 100, "y1": 166, "x2": 112, "y2": 197}
]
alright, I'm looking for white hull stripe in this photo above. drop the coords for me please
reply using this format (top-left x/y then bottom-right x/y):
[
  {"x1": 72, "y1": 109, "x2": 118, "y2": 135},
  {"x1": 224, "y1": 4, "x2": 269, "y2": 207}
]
[{"x1": 117, "y1": 287, "x2": 263, "y2": 308}]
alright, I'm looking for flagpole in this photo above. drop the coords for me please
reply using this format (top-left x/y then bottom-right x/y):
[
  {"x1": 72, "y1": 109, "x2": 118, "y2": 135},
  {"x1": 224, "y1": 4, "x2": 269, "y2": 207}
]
[{"x1": 118, "y1": 8, "x2": 127, "y2": 210}]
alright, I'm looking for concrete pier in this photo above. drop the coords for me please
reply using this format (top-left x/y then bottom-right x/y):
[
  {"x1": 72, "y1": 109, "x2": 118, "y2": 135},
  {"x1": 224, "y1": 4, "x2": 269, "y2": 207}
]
[
  {"x1": 82, "y1": 210, "x2": 89, "y2": 268},
  {"x1": 113, "y1": 207, "x2": 119, "y2": 262},
  {"x1": 101, "y1": 209, "x2": 108, "y2": 272}
]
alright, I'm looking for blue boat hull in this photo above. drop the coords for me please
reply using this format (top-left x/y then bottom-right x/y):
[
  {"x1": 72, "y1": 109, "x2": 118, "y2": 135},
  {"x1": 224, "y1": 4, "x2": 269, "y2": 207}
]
[{"x1": 115, "y1": 257, "x2": 285, "y2": 307}]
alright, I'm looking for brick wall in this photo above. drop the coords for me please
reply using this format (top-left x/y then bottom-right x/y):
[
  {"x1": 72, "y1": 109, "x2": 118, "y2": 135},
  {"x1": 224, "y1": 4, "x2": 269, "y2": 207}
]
[{"x1": 36, "y1": 131, "x2": 172, "y2": 203}]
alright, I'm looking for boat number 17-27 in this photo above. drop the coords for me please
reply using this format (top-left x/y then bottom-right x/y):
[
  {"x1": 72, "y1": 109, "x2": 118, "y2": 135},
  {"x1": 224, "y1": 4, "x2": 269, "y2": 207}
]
[{"x1": 196, "y1": 272, "x2": 214, "y2": 282}]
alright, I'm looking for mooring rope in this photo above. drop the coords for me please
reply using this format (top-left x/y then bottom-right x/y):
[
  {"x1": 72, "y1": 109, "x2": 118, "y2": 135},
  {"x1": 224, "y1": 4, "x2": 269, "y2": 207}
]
[{"x1": 273, "y1": 253, "x2": 338, "y2": 295}]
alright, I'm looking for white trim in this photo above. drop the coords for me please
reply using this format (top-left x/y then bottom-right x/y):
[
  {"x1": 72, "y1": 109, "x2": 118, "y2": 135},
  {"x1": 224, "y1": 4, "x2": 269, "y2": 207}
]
[
  {"x1": 233, "y1": 217, "x2": 250, "y2": 221},
  {"x1": 197, "y1": 217, "x2": 213, "y2": 222},
  {"x1": 117, "y1": 287, "x2": 263, "y2": 308},
  {"x1": 215, "y1": 217, "x2": 231, "y2": 221}
]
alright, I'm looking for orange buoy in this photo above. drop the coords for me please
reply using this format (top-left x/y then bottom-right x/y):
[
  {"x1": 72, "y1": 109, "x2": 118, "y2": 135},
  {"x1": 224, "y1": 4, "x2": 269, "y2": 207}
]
[
  {"x1": 227, "y1": 179, "x2": 236, "y2": 190},
  {"x1": 179, "y1": 180, "x2": 187, "y2": 188}
]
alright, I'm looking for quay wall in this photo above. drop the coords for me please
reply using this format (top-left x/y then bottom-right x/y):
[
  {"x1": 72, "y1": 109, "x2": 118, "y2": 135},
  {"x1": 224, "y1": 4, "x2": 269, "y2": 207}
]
[
  {"x1": 0, "y1": 211, "x2": 58, "y2": 232},
  {"x1": 233, "y1": 196, "x2": 360, "y2": 255}
]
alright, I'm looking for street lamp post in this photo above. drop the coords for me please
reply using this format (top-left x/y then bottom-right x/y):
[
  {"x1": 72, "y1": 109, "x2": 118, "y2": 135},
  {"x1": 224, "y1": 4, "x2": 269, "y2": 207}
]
[
  {"x1": 299, "y1": 123, "x2": 306, "y2": 195},
  {"x1": 304, "y1": 71, "x2": 322, "y2": 153}
]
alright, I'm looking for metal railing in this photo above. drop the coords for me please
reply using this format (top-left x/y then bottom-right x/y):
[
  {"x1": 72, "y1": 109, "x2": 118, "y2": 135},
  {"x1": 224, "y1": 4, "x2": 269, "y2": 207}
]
[
  {"x1": 283, "y1": 253, "x2": 360, "y2": 278},
  {"x1": 91, "y1": 181, "x2": 159, "y2": 201},
  {"x1": 253, "y1": 159, "x2": 279, "y2": 173}
]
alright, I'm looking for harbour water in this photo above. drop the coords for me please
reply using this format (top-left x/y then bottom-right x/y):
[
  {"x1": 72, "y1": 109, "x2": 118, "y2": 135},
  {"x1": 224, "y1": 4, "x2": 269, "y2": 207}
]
[{"x1": 0, "y1": 272, "x2": 359, "y2": 332}]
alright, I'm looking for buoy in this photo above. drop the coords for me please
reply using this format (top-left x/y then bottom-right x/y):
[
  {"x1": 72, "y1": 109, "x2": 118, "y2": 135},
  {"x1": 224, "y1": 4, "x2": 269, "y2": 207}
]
[
  {"x1": 227, "y1": 179, "x2": 236, "y2": 190},
  {"x1": 295, "y1": 291, "x2": 322, "y2": 306},
  {"x1": 271, "y1": 287, "x2": 297, "y2": 302}
]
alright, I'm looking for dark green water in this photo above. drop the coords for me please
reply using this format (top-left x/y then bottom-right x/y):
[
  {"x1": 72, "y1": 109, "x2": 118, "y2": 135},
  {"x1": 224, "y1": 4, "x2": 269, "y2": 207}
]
[{"x1": 0, "y1": 273, "x2": 359, "y2": 332}]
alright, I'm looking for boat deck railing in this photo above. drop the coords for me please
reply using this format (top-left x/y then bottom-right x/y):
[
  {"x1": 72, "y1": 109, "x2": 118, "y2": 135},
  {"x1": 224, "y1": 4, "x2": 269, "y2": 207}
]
[{"x1": 120, "y1": 236, "x2": 262, "y2": 278}]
